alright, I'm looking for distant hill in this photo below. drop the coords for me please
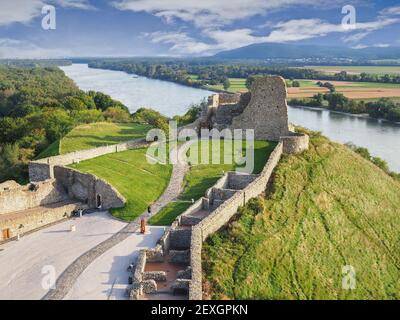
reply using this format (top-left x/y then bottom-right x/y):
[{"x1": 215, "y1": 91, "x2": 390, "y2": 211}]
[{"x1": 214, "y1": 43, "x2": 400, "y2": 61}]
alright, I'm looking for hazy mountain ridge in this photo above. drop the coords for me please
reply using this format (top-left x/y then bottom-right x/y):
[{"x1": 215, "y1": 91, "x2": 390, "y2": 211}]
[{"x1": 214, "y1": 43, "x2": 400, "y2": 61}]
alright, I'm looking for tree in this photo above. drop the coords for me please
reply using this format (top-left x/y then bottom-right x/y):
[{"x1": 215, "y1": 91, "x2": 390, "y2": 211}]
[
  {"x1": 72, "y1": 109, "x2": 104, "y2": 124},
  {"x1": 43, "y1": 109, "x2": 73, "y2": 141},
  {"x1": 292, "y1": 80, "x2": 301, "y2": 87},
  {"x1": 223, "y1": 78, "x2": 231, "y2": 91},
  {"x1": 104, "y1": 106, "x2": 131, "y2": 123},
  {"x1": 246, "y1": 76, "x2": 256, "y2": 90}
]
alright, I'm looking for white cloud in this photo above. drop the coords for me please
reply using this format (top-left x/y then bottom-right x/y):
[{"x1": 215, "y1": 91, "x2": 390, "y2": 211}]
[
  {"x1": 380, "y1": 6, "x2": 400, "y2": 16},
  {"x1": 352, "y1": 43, "x2": 391, "y2": 49},
  {"x1": 0, "y1": 0, "x2": 94, "y2": 26},
  {"x1": 145, "y1": 16, "x2": 400, "y2": 55},
  {"x1": 342, "y1": 32, "x2": 370, "y2": 43},
  {"x1": 373, "y1": 43, "x2": 390, "y2": 48},
  {"x1": 145, "y1": 31, "x2": 212, "y2": 55},
  {"x1": 57, "y1": 0, "x2": 95, "y2": 10},
  {"x1": 0, "y1": 0, "x2": 44, "y2": 26},
  {"x1": 113, "y1": 0, "x2": 348, "y2": 27}
]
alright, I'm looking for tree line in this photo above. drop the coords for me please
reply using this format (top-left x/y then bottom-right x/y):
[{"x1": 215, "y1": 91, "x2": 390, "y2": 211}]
[
  {"x1": 88, "y1": 60, "x2": 400, "y2": 89},
  {"x1": 0, "y1": 66, "x2": 131, "y2": 183}
]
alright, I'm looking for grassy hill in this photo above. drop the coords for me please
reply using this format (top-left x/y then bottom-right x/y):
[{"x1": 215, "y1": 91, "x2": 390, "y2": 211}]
[{"x1": 203, "y1": 131, "x2": 400, "y2": 300}]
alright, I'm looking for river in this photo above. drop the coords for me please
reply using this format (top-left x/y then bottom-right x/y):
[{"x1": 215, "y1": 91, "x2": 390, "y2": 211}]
[{"x1": 61, "y1": 64, "x2": 400, "y2": 172}]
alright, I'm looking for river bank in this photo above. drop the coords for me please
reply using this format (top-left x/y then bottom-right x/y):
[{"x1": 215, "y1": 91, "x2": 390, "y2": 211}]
[{"x1": 61, "y1": 64, "x2": 400, "y2": 173}]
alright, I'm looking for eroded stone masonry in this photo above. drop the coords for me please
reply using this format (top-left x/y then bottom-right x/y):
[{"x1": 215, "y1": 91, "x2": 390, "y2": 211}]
[
  {"x1": 0, "y1": 139, "x2": 147, "y2": 242},
  {"x1": 129, "y1": 76, "x2": 309, "y2": 300}
]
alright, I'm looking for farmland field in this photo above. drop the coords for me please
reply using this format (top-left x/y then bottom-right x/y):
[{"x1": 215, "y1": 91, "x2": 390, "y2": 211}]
[
  {"x1": 204, "y1": 77, "x2": 400, "y2": 100},
  {"x1": 305, "y1": 65, "x2": 400, "y2": 75},
  {"x1": 287, "y1": 80, "x2": 400, "y2": 99}
]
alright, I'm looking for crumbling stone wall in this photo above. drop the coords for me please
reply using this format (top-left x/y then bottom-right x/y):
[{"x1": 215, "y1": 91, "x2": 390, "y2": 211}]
[
  {"x1": 229, "y1": 77, "x2": 290, "y2": 141},
  {"x1": 189, "y1": 142, "x2": 284, "y2": 300},
  {"x1": 281, "y1": 133, "x2": 310, "y2": 154},
  {"x1": 0, "y1": 201, "x2": 82, "y2": 242},
  {"x1": 0, "y1": 180, "x2": 69, "y2": 215},
  {"x1": 54, "y1": 166, "x2": 126, "y2": 210}
]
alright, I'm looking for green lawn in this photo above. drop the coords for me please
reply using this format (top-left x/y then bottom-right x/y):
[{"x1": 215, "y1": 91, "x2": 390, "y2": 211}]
[
  {"x1": 61, "y1": 122, "x2": 152, "y2": 154},
  {"x1": 70, "y1": 147, "x2": 172, "y2": 221},
  {"x1": 203, "y1": 131, "x2": 400, "y2": 300},
  {"x1": 149, "y1": 140, "x2": 276, "y2": 225}
]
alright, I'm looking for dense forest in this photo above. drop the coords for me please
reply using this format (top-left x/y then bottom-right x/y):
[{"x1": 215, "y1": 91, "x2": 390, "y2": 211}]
[
  {"x1": 88, "y1": 59, "x2": 400, "y2": 88},
  {"x1": 0, "y1": 66, "x2": 131, "y2": 183}
]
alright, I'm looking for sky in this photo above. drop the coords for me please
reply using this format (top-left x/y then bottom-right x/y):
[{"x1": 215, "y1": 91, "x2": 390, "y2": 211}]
[{"x1": 0, "y1": 0, "x2": 399, "y2": 58}]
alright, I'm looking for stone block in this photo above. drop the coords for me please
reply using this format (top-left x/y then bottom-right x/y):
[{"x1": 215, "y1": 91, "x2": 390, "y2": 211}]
[{"x1": 143, "y1": 271, "x2": 167, "y2": 282}]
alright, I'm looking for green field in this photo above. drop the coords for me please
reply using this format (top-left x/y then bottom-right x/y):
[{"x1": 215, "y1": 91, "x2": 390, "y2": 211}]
[
  {"x1": 203, "y1": 131, "x2": 400, "y2": 300},
  {"x1": 60, "y1": 122, "x2": 152, "y2": 154},
  {"x1": 70, "y1": 147, "x2": 172, "y2": 221},
  {"x1": 305, "y1": 65, "x2": 400, "y2": 75},
  {"x1": 149, "y1": 140, "x2": 276, "y2": 225},
  {"x1": 205, "y1": 78, "x2": 247, "y2": 93}
]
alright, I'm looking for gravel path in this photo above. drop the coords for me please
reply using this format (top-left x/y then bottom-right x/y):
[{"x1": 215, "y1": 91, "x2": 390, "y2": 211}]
[{"x1": 43, "y1": 142, "x2": 191, "y2": 300}]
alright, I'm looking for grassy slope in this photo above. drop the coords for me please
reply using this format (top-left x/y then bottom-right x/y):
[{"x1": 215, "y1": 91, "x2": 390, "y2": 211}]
[
  {"x1": 203, "y1": 132, "x2": 400, "y2": 300},
  {"x1": 149, "y1": 140, "x2": 276, "y2": 226},
  {"x1": 61, "y1": 122, "x2": 152, "y2": 154},
  {"x1": 70, "y1": 147, "x2": 172, "y2": 221},
  {"x1": 35, "y1": 140, "x2": 60, "y2": 159}
]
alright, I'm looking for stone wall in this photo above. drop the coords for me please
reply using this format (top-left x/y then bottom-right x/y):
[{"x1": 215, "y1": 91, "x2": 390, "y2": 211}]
[
  {"x1": 189, "y1": 142, "x2": 284, "y2": 300},
  {"x1": 281, "y1": 133, "x2": 310, "y2": 154},
  {"x1": 53, "y1": 166, "x2": 126, "y2": 210},
  {"x1": 29, "y1": 138, "x2": 148, "y2": 182},
  {"x1": 0, "y1": 201, "x2": 82, "y2": 242},
  {"x1": 230, "y1": 77, "x2": 290, "y2": 141},
  {"x1": 218, "y1": 93, "x2": 241, "y2": 105},
  {"x1": 0, "y1": 180, "x2": 69, "y2": 215}
]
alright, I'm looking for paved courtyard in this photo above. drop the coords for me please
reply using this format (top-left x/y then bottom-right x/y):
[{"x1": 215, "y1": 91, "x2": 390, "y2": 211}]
[
  {"x1": 0, "y1": 212, "x2": 126, "y2": 300},
  {"x1": 64, "y1": 226, "x2": 166, "y2": 300}
]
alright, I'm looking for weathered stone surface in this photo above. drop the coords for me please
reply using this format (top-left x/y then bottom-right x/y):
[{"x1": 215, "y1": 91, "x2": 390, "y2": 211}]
[
  {"x1": 171, "y1": 279, "x2": 190, "y2": 295},
  {"x1": 142, "y1": 280, "x2": 157, "y2": 294},
  {"x1": 230, "y1": 76, "x2": 290, "y2": 141},
  {"x1": 227, "y1": 172, "x2": 258, "y2": 190},
  {"x1": 0, "y1": 179, "x2": 69, "y2": 216},
  {"x1": 281, "y1": 133, "x2": 310, "y2": 154},
  {"x1": 169, "y1": 250, "x2": 190, "y2": 265},
  {"x1": 143, "y1": 271, "x2": 167, "y2": 282},
  {"x1": 145, "y1": 245, "x2": 164, "y2": 263},
  {"x1": 53, "y1": 166, "x2": 126, "y2": 210},
  {"x1": 169, "y1": 228, "x2": 192, "y2": 250},
  {"x1": 133, "y1": 250, "x2": 146, "y2": 282},
  {"x1": 177, "y1": 267, "x2": 192, "y2": 280},
  {"x1": 0, "y1": 201, "x2": 83, "y2": 242}
]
